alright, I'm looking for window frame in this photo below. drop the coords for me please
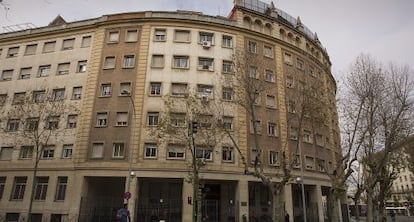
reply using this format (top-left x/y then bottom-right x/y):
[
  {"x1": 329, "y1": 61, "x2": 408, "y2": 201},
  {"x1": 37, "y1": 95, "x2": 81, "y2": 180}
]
[{"x1": 144, "y1": 143, "x2": 157, "y2": 159}]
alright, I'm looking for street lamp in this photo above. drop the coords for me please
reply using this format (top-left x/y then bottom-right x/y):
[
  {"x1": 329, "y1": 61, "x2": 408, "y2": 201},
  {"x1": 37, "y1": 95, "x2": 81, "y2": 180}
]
[{"x1": 297, "y1": 140, "x2": 308, "y2": 222}]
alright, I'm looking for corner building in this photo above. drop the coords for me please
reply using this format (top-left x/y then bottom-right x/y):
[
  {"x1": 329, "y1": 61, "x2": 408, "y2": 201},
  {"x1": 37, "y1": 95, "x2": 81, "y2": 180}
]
[{"x1": 0, "y1": 0, "x2": 341, "y2": 221}]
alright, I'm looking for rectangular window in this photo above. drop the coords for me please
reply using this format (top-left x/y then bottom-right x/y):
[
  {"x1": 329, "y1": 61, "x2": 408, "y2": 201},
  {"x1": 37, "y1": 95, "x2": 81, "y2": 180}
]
[
  {"x1": 119, "y1": 82, "x2": 131, "y2": 95},
  {"x1": 305, "y1": 156, "x2": 314, "y2": 170},
  {"x1": 0, "y1": 177, "x2": 5, "y2": 200},
  {"x1": 222, "y1": 60, "x2": 233, "y2": 73},
  {"x1": 77, "y1": 60, "x2": 87, "y2": 73},
  {"x1": 288, "y1": 100, "x2": 296, "y2": 113},
  {"x1": 0, "y1": 147, "x2": 13, "y2": 160},
  {"x1": 154, "y1": 29, "x2": 166, "y2": 41},
  {"x1": 6, "y1": 213, "x2": 20, "y2": 221},
  {"x1": 317, "y1": 159, "x2": 325, "y2": 172},
  {"x1": 125, "y1": 29, "x2": 138, "y2": 42},
  {"x1": 53, "y1": 88, "x2": 65, "y2": 101},
  {"x1": 171, "y1": 83, "x2": 188, "y2": 97},
  {"x1": 197, "y1": 85, "x2": 213, "y2": 99},
  {"x1": 250, "y1": 120, "x2": 261, "y2": 134},
  {"x1": 167, "y1": 144, "x2": 185, "y2": 159},
  {"x1": 72, "y1": 86, "x2": 82, "y2": 100},
  {"x1": 62, "y1": 144, "x2": 73, "y2": 159},
  {"x1": 108, "y1": 31, "x2": 120, "y2": 43},
  {"x1": 116, "y1": 112, "x2": 128, "y2": 126},
  {"x1": 1, "y1": 69, "x2": 13, "y2": 81},
  {"x1": 11, "y1": 177, "x2": 27, "y2": 200},
  {"x1": 7, "y1": 46, "x2": 19, "y2": 57},
  {"x1": 174, "y1": 30, "x2": 190, "y2": 42},
  {"x1": 33, "y1": 90, "x2": 45, "y2": 103},
  {"x1": 315, "y1": 134, "x2": 324, "y2": 146},
  {"x1": 34, "y1": 177, "x2": 49, "y2": 200},
  {"x1": 112, "y1": 143, "x2": 125, "y2": 158},
  {"x1": 296, "y1": 58, "x2": 304, "y2": 70},
  {"x1": 13, "y1": 92, "x2": 26, "y2": 104},
  {"x1": 290, "y1": 127, "x2": 298, "y2": 140},
  {"x1": 248, "y1": 41, "x2": 257, "y2": 53},
  {"x1": 222, "y1": 87, "x2": 234, "y2": 101},
  {"x1": 7, "y1": 119, "x2": 20, "y2": 131},
  {"x1": 269, "y1": 151, "x2": 279, "y2": 166},
  {"x1": 91, "y1": 143, "x2": 104, "y2": 158},
  {"x1": 172, "y1": 56, "x2": 189, "y2": 69},
  {"x1": 43, "y1": 41, "x2": 56, "y2": 53},
  {"x1": 96, "y1": 112, "x2": 108, "y2": 127},
  {"x1": 266, "y1": 95, "x2": 276, "y2": 108},
  {"x1": 151, "y1": 55, "x2": 164, "y2": 68},
  {"x1": 81, "y1": 36, "x2": 91, "y2": 47},
  {"x1": 265, "y1": 69, "x2": 274, "y2": 82},
  {"x1": 170, "y1": 113, "x2": 186, "y2": 127},
  {"x1": 303, "y1": 130, "x2": 312, "y2": 143},
  {"x1": 144, "y1": 143, "x2": 157, "y2": 158},
  {"x1": 222, "y1": 35, "x2": 233, "y2": 48},
  {"x1": 18, "y1": 67, "x2": 32, "y2": 79},
  {"x1": 222, "y1": 146, "x2": 233, "y2": 162},
  {"x1": 199, "y1": 115, "x2": 213, "y2": 129},
  {"x1": 199, "y1": 32, "x2": 214, "y2": 44},
  {"x1": 264, "y1": 45, "x2": 273, "y2": 58},
  {"x1": 149, "y1": 82, "x2": 161, "y2": 96},
  {"x1": 0, "y1": 94, "x2": 6, "y2": 106},
  {"x1": 284, "y1": 52, "x2": 292, "y2": 65},
  {"x1": 123, "y1": 55, "x2": 135, "y2": 68},
  {"x1": 196, "y1": 147, "x2": 212, "y2": 161},
  {"x1": 38, "y1": 65, "x2": 51, "y2": 77},
  {"x1": 147, "y1": 112, "x2": 159, "y2": 126},
  {"x1": 222, "y1": 116, "x2": 233, "y2": 131},
  {"x1": 101, "y1": 83, "x2": 111, "y2": 96},
  {"x1": 41, "y1": 146, "x2": 55, "y2": 159},
  {"x1": 292, "y1": 154, "x2": 301, "y2": 168},
  {"x1": 67, "y1": 114, "x2": 78, "y2": 128},
  {"x1": 20, "y1": 146, "x2": 34, "y2": 159},
  {"x1": 25, "y1": 44, "x2": 37, "y2": 55},
  {"x1": 62, "y1": 38, "x2": 75, "y2": 50},
  {"x1": 249, "y1": 66, "x2": 257, "y2": 79},
  {"x1": 26, "y1": 118, "x2": 39, "y2": 131},
  {"x1": 103, "y1": 56, "x2": 116, "y2": 69},
  {"x1": 57, "y1": 63, "x2": 70, "y2": 75},
  {"x1": 267, "y1": 122, "x2": 277, "y2": 136},
  {"x1": 198, "y1": 57, "x2": 214, "y2": 71},
  {"x1": 55, "y1": 177, "x2": 67, "y2": 201}
]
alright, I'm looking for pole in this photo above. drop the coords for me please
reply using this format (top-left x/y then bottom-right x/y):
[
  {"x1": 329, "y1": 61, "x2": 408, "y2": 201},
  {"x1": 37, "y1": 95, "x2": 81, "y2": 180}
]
[
  {"x1": 124, "y1": 91, "x2": 136, "y2": 217},
  {"x1": 191, "y1": 129, "x2": 198, "y2": 222},
  {"x1": 298, "y1": 141, "x2": 307, "y2": 222}
]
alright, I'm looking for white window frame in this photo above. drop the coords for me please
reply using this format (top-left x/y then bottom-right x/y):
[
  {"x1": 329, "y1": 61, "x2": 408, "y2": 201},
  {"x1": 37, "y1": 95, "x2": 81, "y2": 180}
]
[
  {"x1": 96, "y1": 112, "x2": 108, "y2": 127},
  {"x1": 123, "y1": 55, "x2": 135, "y2": 68},
  {"x1": 167, "y1": 144, "x2": 185, "y2": 160},
  {"x1": 112, "y1": 143, "x2": 125, "y2": 158},
  {"x1": 144, "y1": 143, "x2": 157, "y2": 159},
  {"x1": 269, "y1": 151, "x2": 279, "y2": 166},
  {"x1": 222, "y1": 146, "x2": 233, "y2": 162},
  {"x1": 62, "y1": 144, "x2": 73, "y2": 159},
  {"x1": 147, "y1": 112, "x2": 159, "y2": 126}
]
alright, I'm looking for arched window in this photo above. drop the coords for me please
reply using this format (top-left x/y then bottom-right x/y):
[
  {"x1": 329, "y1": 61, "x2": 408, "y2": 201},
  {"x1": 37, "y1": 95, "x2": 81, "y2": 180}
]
[
  {"x1": 243, "y1": 17, "x2": 251, "y2": 29},
  {"x1": 279, "y1": 29, "x2": 286, "y2": 41},
  {"x1": 264, "y1": 23, "x2": 272, "y2": 35},
  {"x1": 253, "y1": 20, "x2": 262, "y2": 32}
]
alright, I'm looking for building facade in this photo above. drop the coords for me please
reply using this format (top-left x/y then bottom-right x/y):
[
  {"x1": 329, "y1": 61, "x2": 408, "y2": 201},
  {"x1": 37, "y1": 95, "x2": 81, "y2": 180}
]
[{"x1": 0, "y1": 0, "x2": 340, "y2": 221}]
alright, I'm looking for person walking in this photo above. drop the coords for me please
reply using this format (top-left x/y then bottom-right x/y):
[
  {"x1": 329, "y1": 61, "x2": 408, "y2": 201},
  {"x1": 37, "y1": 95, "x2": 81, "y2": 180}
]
[
  {"x1": 117, "y1": 203, "x2": 131, "y2": 222},
  {"x1": 285, "y1": 211, "x2": 290, "y2": 222}
]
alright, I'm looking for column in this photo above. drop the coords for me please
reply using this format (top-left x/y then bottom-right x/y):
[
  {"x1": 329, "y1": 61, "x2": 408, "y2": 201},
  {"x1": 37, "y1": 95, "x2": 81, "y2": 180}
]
[
  {"x1": 128, "y1": 176, "x2": 138, "y2": 221},
  {"x1": 284, "y1": 184, "x2": 293, "y2": 222},
  {"x1": 236, "y1": 179, "x2": 249, "y2": 222},
  {"x1": 182, "y1": 180, "x2": 193, "y2": 222},
  {"x1": 315, "y1": 185, "x2": 324, "y2": 222}
]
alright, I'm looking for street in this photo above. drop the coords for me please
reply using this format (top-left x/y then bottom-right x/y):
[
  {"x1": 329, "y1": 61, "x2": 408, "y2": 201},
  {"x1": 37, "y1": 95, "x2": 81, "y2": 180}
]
[{"x1": 350, "y1": 216, "x2": 414, "y2": 222}]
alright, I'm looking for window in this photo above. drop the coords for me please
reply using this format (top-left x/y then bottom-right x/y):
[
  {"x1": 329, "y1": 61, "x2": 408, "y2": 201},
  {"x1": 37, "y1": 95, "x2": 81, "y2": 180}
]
[
  {"x1": 52, "y1": 88, "x2": 65, "y2": 101},
  {"x1": 103, "y1": 56, "x2": 116, "y2": 69},
  {"x1": 101, "y1": 83, "x2": 111, "y2": 96},
  {"x1": 172, "y1": 56, "x2": 189, "y2": 69},
  {"x1": 196, "y1": 147, "x2": 212, "y2": 161},
  {"x1": 1, "y1": 69, "x2": 13, "y2": 81},
  {"x1": 7, "y1": 119, "x2": 20, "y2": 131},
  {"x1": 0, "y1": 177, "x2": 5, "y2": 200},
  {"x1": 174, "y1": 30, "x2": 190, "y2": 42},
  {"x1": 149, "y1": 82, "x2": 161, "y2": 96},
  {"x1": 250, "y1": 149, "x2": 259, "y2": 164},
  {"x1": 43, "y1": 41, "x2": 56, "y2": 53},
  {"x1": 25, "y1": 44, "x2": 37, "y2": 55},
  {"x1": 292, "y1": 154, "x2": 300, "y2": 168},
  {"x1": 170, "y1": 113, "x2": 186, "y2": 127},
  {"x1": 266, "y1": 95, "x2": 276, "y2": 108},
  {"x1": 81, "y1": 36, "x2": 91, "y2": 47},
  {"x1": 222, "y1": 146, "x2": 233, "y2": 162},
  {"x1": 151, "y1": 55, "x2": 164, "y2": 68},
  {"x1": 77, "y1": 60, "x2": 87, "y2": 73},
  {"x1": 222, "y1": 116, "x2": 233, "y2": 131},
  {"x1": 20, "y1": 146, "x2": 34, "y2": 159},
  {"x1": 222, "y1": 60, "x2": 233, "y2": 73},
  {"x1": 72, "y1": 86, "x2": 82, "y2": 100},
  {"x1": 288, "y1": 100, "x2": 296, "y2": 113},
  {"x1": 125, "y1": 29, "x2": 138, "y2": 42},
  {"x1": 34, "y1": 177, "x2": 49, "y2": 200},
  {"x1": 116, "y1": 112, "x2": 128, "y2": 126},
  {"x1": 112, "y1": 143, "x2": 125, "y2": 158},
  {"x1": 91, "y1": 143, "x2": 104, "y2": 158},
  {"x1": 167, "y1": 144, "x2": 185, "y2": 159},
  {"x1": 264, "y1": 45, "x2": 273, "y2": 58},
  {"x1": 33, "y1": 90, "x2": 45, "y2": 103},
  {"x1": 303, "y1": 130, "x2": 312, "y2": 143},
  {"x1": 119, "y1": 82, "x2": 132, "y2": 95},
  {"x1": 199, "y1": 115, "x2": 213, "y2": 129},
  {"x1": 284, "y1": 52, "x2": 292, "y2": 65},
  {"x1": 305, "y1": 156, "x2": 314, "y2": 170},
  {"x1": 62, "y1": 38, "x2": 75, "y2": 50},
  {"x1": 11, "y1": 177, "x2": 27, "y2": 200},
  {"x1": 57, "y1": 63, "x2": 70, "y2": 75},
  {"x1": 250, "y1": 120, "x2": 261, "y2": 134},
  {"x1": 222, "y1": 35, "x2": 233, "y2": 48},
  {"x1": 96, "y1": 112, "x2": 108, "y2": 127},
  {"x1": 267, "y1": 122, "x2": 277, "y2": 136},
  {"x1": 41, "y1": 146, "x2": 55, "y2": 159},
  {"x1": 144, "y1": 143, "x2": 157, "y2": 158},
  {"x1": 265, "y1": 69, "x2": 274, "y2": 82},
  {"x1": 317, "y1": 159, "x2": 325, "y2": 172},
  {"x1": 18, "y1": 67, "x2": 32, "y2": 79},
  {"x1": 108, "y1": 31, "x2": 120, "y2": 43},
  {"x1": 296, "y1": 58, "x2": 304, "y2": 70},
  {"x1": 26, "y1": 118, "x2": 39, "y2": 131},
  {"x1": 249, "y1": 66, "x2": 258, "y2": 79},
  {"x1": 199, "y1": 32, "x2": 213, "y2": 44},
  {"x1": 38, "y1": 65, "x2": 51, "y2": 77},
  {"x1": 147, "y1": 112, "x2": 159, "y2": 126},
  {"x1": 171, "y1": 83, "x2": 188, "y2": 97},
  {"x1": 197, "y1": 85, "x2": 213, "y2": 99},
  {"x1": 248, "y1": 41, "x2": 257, "y2": 53},
  {"x1": 46, "y1": 116, "x2": 59, "y2": 129},
  {"x1": 154, "y1": 29, "x2": 166, "y2": 41},
  {"x1": 269, "y1": 151, "x2": 279, "y2": 166},
  {"x1": 7, "y1": 46, "x2": 19, "y2": 57},
  {"x1": 0, "y1": 94, "x2": 6, "y2": 106},
  {"x1": 198, "y1": 57, "x2": 214, "y2": 71},
  {"x1": 290, "y1": 127, "x2": 298, "y2": 140},
  {"x1": 0, "y1": 147, "x2": 13, "y2": 160},
  {"x1": 13, "y1": 92, "x2": 26, "y2": 104},
  {"x1": 316, "y1": 134, "x2": 324, "y2": 146},
  {"x1": 6, "y1": 213, "x2": 20, "y2": 221},
  {"x1": 123, "y1": 55, "x2": 135, "y2": 68},
  {"x1": 67, "y1": 115, "x2": 78, "y2": 128},
  {"x1": 62, "y1": 144, "x2": 73, "y2": 159},
  {"x1": 222, "y1": 87, "x2": 234, "y2": 101},
  {"x1": 55, "y1": 177, "x2": 67, "y2": 201},
  {"x1": 286, "y1": 76, "x2": 294, "y2": 88}
]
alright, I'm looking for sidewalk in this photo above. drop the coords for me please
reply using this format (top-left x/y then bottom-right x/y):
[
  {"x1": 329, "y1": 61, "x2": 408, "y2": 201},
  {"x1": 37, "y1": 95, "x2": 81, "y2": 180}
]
[{"x1": 350, "y1": 215, "x2": 414, "y2": 222}]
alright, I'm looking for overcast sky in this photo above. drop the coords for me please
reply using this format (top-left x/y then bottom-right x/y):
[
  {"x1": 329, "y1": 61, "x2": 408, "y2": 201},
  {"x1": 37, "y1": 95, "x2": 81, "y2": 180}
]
[{"x1": 1, "y1": 0, "x2": 413, "y2": 78}]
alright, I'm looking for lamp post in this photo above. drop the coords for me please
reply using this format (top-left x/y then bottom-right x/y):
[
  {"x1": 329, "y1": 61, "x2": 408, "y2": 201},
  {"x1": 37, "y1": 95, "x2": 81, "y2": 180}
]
[
  {"x1": 297, "y1": 140, "x2": 307, "y2": 222},
  {"x1": 121, "y1": 90, "x2": 136, "y2": 211}
]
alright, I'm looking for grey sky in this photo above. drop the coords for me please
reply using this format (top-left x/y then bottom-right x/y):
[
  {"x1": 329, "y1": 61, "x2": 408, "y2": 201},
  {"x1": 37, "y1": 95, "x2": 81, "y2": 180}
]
[{"x1": 1, "y1": 0, "x2": 413, "y2": 78}]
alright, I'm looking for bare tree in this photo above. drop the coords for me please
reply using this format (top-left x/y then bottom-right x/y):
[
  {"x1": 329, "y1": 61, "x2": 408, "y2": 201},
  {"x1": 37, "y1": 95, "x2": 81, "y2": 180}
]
[{"x1": 0, "y1": 89, "x2": 78, "y2": 222}]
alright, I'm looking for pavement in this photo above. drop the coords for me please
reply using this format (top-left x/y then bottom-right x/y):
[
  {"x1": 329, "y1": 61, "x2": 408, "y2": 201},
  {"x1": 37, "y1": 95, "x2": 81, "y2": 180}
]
[{"x1": 350, "y1": 216, "x2": 414, "y2": 222}]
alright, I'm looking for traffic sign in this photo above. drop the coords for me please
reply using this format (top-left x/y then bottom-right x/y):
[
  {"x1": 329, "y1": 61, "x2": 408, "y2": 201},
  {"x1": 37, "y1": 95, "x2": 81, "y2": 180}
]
[{"x1": 124, "y1": 191, "x2": 131, "y2": 200}]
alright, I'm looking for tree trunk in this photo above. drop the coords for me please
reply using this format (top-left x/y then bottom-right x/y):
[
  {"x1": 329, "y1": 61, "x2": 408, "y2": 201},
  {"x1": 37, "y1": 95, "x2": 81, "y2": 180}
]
[
  {"x1": 366, "y1": 188, "x2": 373, "y2": 222},
  {"x1": 353, "y1": 198, "x2": 360, "y2": 221},
  {"x1": 272, "y1": 186, "x2": 285, "y2": 222},
  {"x1": 327, "y1": 190, "x2": 340, "y2": 222}
]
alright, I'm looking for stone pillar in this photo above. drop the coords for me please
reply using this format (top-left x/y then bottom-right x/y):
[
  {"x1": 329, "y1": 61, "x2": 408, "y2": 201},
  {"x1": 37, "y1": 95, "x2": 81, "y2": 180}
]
[
  {"x1": 236, "y1": 179, "x2": 249, "y2": 221},
  {"x1": 284, "y1": 184, "x2": 293, "y2": 222},
  {"x1": 182, "y1": 180, "x2": 193, "y2": 222},
  {"x1": 309, "y1": 185, "x2": 325, "y2": 222},
  {"x1": 128, "y1": 176, "x2": 138, "y2": 221}
]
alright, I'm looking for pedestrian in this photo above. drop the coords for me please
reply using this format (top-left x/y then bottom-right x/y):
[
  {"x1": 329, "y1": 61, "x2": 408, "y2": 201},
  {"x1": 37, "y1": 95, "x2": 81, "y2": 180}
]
[
  {"x1": 390, "y1": 210, "x2": 395, "y2": 222},
  {"x1": 285, "y1": 211, "x2": 290, "y2": 222},
  {"x1": 117, "y1": 203, "x2": 130, "y2": 222}
]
